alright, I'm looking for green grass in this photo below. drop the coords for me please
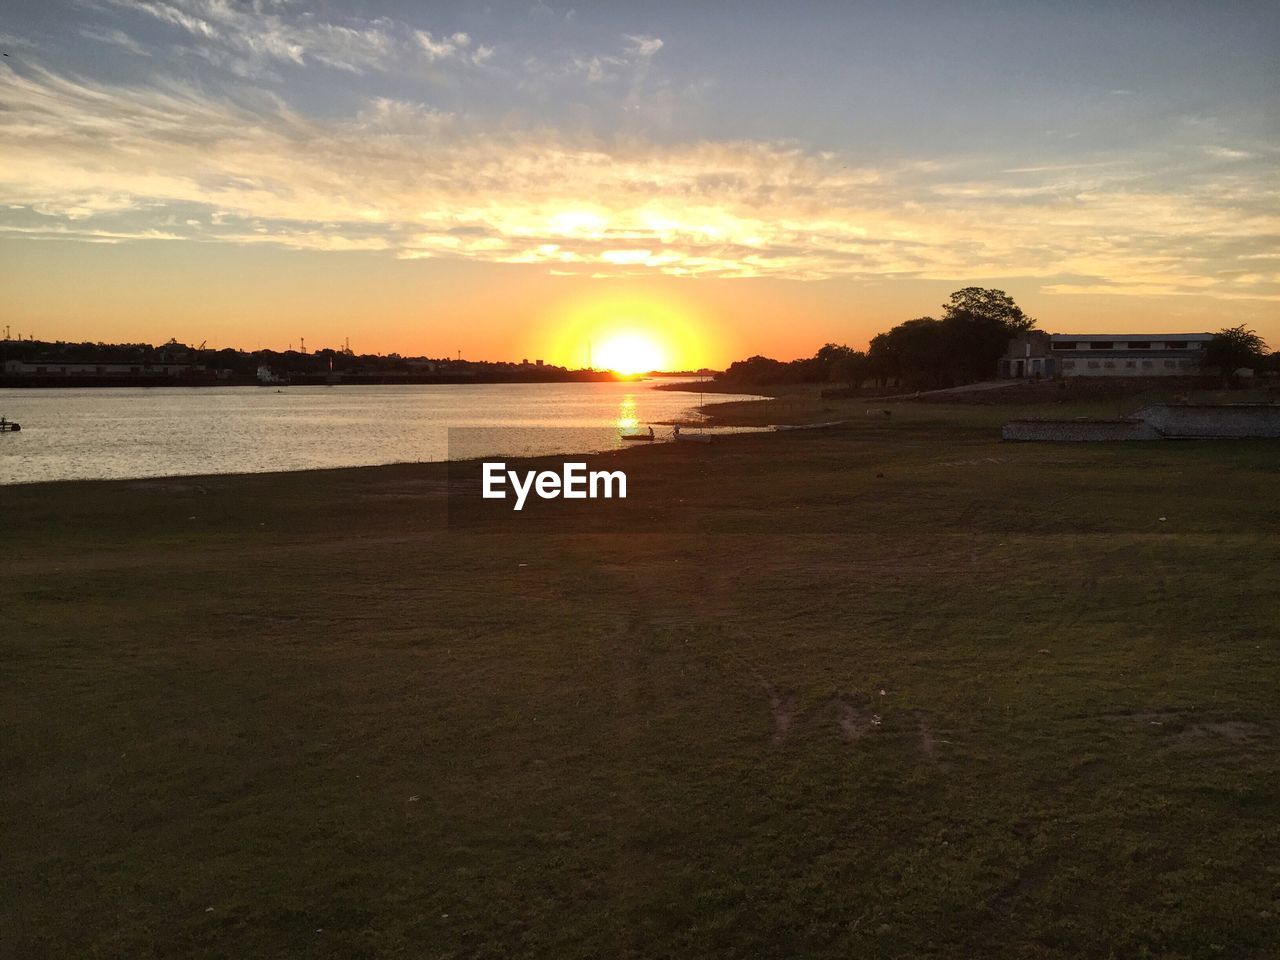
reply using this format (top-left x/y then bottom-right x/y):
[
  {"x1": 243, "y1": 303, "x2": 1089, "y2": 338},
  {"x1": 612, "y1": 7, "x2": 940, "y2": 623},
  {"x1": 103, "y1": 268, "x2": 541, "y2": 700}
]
[{"x1": 3, "y1": 406, "x2": 1279, "y2": 958}]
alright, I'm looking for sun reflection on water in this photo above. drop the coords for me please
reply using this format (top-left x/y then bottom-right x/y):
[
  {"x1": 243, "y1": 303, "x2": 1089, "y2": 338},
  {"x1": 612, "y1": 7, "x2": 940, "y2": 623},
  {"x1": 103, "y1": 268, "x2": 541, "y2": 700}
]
[{"x1": 615, "y1": 394, "x2": 639, "y2": 431}]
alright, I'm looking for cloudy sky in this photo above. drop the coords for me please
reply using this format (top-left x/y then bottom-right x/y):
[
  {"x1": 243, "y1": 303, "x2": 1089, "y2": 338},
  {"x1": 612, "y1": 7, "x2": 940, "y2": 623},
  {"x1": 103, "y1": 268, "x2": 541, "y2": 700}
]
[{"x1": 2, "y1": 0, "x2": 1277, "y2": 364}]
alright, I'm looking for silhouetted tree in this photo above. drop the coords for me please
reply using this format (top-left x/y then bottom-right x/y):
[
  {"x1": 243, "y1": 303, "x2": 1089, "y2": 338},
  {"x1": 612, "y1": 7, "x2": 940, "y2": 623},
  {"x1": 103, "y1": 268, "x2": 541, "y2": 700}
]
[
  {"x1": 942, "y1": 287, "x2": 1035, "y2": 331},
  {"x1": 938, "y1": 311, "x2": 1018, "y2": 384},
  {"x1": 939, "y1": 288, "x2": 1037, "y2": 385},
  {"x1": 716, "y1": 288, "x2": 1034, "y2": 391},
  {"x1": 718, "y1": 355, "x2": 791, "y2": 385},
  {"x1": 1202, "y1": 325, "x2": 1268, "y2": 385},
  {"x1": 868, "y1": 317, "x2": 951, "y2": 390},
  {"x1": 817, "y1": 343, "x2": 870, "y2": 389}
]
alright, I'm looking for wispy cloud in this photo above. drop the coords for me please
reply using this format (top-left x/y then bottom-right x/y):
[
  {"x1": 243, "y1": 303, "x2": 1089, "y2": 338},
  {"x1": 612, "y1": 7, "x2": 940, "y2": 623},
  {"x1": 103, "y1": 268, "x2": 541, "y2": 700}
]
[
  {"x1": 100, "y1": 0, "x2": 445, "y2": 76},
  {"x1": 414, "y1": 30, "x2": 492, "y2": 66},
  {"x1": 623, "y1": 34, "x2": 663, "y2": 59},
  {"x1": 539, "y1": 31, "x2": 667, "y2": 85},
  {"x1": 1203, "y1": 145, "x2": 1254, "y2": 160},
  {"x1": 0, "y1": 31, "x2": 41, "y2": 50},
  {"x1": 79, "y1": 25, "x2": 151, "y2": 57}
]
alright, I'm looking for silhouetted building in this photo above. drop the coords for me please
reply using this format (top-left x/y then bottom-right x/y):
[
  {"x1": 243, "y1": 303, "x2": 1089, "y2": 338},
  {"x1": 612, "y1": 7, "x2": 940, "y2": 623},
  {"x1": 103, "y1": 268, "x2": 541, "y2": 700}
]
[
  {"x1": 997, "y1": 330, "x2": 1054, "y2": 379},
  {"x1": 3, "y1": 360, "x2": 206, "y2": 379}
]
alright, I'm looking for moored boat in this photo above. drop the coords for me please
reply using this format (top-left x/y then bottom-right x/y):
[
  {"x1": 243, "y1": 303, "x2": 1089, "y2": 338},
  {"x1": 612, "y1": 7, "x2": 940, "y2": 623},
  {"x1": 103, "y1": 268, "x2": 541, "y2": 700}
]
[{"x1": 621, "y1": 426, "x2": 656, "y2": 442}]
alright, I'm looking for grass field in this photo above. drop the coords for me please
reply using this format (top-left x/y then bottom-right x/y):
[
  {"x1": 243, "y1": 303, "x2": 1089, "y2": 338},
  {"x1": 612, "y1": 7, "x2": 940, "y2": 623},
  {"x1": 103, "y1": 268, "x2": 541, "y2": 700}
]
[{"x1": 4, "y1": 400, "x2": 1279, "y2": 958}]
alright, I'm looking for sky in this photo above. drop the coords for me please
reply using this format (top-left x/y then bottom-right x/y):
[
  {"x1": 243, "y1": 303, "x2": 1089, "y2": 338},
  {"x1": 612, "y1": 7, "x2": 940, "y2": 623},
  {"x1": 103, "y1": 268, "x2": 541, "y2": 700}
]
[{"x1": 1, "y1": 0, "x2": 1277, "y2": 368}]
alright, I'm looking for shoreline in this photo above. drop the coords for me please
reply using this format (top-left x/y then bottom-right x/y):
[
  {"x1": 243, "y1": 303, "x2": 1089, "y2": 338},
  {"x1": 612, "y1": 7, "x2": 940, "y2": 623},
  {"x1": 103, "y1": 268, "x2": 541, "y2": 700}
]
[{"x1": 0, "y1": 425, "x2": 782, "y2": 490}]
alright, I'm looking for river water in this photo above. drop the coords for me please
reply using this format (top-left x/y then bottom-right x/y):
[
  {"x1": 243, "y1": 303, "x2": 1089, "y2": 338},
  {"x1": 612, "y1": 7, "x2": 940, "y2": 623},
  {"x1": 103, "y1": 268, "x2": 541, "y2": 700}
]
[{"x1": 0, "y1": 380, "x2": 764, "y2": 484}]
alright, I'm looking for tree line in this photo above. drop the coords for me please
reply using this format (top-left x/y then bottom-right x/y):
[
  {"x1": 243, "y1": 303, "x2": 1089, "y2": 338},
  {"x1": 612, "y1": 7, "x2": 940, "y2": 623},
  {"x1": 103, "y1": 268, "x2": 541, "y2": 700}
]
[{"x1": 717, "y1": 287, "x2": 1273, "y2": 391}]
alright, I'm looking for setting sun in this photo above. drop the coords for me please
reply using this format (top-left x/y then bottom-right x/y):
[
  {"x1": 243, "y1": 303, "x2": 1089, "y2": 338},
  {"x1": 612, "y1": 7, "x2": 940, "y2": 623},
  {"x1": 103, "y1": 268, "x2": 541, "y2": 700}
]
[
  {"x1": 536, "y1": 289, "x2": 724, "y2": 372},
  {"x1": 593, "y1": 333, "x2": 666, "y2": 375}
]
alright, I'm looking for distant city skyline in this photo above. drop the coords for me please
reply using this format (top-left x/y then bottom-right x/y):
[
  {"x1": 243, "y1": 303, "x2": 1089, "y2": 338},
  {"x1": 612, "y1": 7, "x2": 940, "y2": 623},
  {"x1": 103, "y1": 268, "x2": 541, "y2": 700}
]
[{"x1": 1, "y1": 0, "x2": 1277, "y2": 368}]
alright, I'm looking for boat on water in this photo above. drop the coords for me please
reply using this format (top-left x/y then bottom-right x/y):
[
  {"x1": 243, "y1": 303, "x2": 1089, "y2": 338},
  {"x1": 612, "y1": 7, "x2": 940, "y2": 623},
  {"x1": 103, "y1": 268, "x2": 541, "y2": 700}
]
[
  {"x1": 621, "y1": 432, "x2": 655, "y2": 442},
  {"x1": 256, "y1": 364, "x2": 290, "y2": 386},
  {"x1": 0, "y1": 417, "x2": 19, "y2": 433}
]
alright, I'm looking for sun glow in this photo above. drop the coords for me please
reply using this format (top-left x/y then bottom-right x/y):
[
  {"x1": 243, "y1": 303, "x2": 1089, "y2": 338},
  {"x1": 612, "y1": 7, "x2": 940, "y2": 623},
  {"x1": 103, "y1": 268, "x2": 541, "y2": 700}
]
[
  {"x1": 536, "y1": 290, "x2": 723, "y2": 373},
  {"x1": 593, "y1": 333, "x2": 666, "y2": 375}
]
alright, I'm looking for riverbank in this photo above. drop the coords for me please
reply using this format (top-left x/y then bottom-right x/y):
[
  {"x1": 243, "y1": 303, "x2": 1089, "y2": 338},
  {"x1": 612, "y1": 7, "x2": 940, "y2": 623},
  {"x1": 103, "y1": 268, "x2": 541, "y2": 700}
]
[{"x1": 5, "y1": 409, "x2": 1279, "y2": 958}]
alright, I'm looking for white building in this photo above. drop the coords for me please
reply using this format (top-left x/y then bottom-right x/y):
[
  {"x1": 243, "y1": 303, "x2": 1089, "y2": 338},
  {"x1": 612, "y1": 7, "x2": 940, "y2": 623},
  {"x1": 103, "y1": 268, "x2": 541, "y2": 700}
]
[
  {"x1": 999, "y1": 332, "x2": 1215, "y2": 379},
  {"x1": 1051, "y1": 334, "x2": 1212, "y2": 377}
]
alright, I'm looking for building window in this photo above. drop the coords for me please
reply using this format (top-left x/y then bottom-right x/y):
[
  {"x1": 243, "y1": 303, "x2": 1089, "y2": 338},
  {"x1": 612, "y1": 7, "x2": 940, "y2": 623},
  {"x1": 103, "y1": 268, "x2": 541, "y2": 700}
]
[
  {"x1": 1124, "y1": 361, "x2": 1136, "y2": 369},
  {"x1": 1062, "y1": 360, "x2": 1076, "y2": 370},
  {"x1": 1087, "y1": 360, "x2": 1100, "y2": 369},
  {"x1": 1127, "y1": 341, "x2": 1151, "y2": 349},
  {"x1": 1164, "y1": 360, "x2": 1176, "y2": 368},
  {"x1": 1165, "y1": 341, "x2": 1187, "y2": 349},
  {"x1": 1142, "y1": 360, "x2": 1153, "y2": 369},
  {"x1": 1179, "y1": 360, "x2": 1194, "y2": 369},
  {"x1": 1104, "y1": 361, "x2": 1116, "y2": 368},
  {"x1": 1089, "y1": 342, "x2": 1114, "y2": 350},
  {"x1": 1054, "y1": 341, "x2": 1077, "y2": 350}
]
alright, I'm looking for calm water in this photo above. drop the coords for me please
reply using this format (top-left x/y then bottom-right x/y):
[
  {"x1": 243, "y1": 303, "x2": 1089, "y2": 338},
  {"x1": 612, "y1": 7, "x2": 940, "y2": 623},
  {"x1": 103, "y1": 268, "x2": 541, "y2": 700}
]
[{"x1": 0, "y1": 381, "x2": 764, "y2": 484}]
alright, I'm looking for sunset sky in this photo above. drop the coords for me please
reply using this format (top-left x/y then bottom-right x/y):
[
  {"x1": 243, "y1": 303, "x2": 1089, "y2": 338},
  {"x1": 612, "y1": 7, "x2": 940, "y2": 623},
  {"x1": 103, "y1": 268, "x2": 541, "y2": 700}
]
[{"x1": 2, "y1": 0, "x2": 1277, "y2": 368}]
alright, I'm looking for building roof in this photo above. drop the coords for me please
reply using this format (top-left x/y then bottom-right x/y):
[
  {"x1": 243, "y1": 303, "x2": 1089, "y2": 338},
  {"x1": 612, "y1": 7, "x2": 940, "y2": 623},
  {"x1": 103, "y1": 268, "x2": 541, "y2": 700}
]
[{"x1": 1050, "y1": 333, "x2": 1212, "y2": 341}]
